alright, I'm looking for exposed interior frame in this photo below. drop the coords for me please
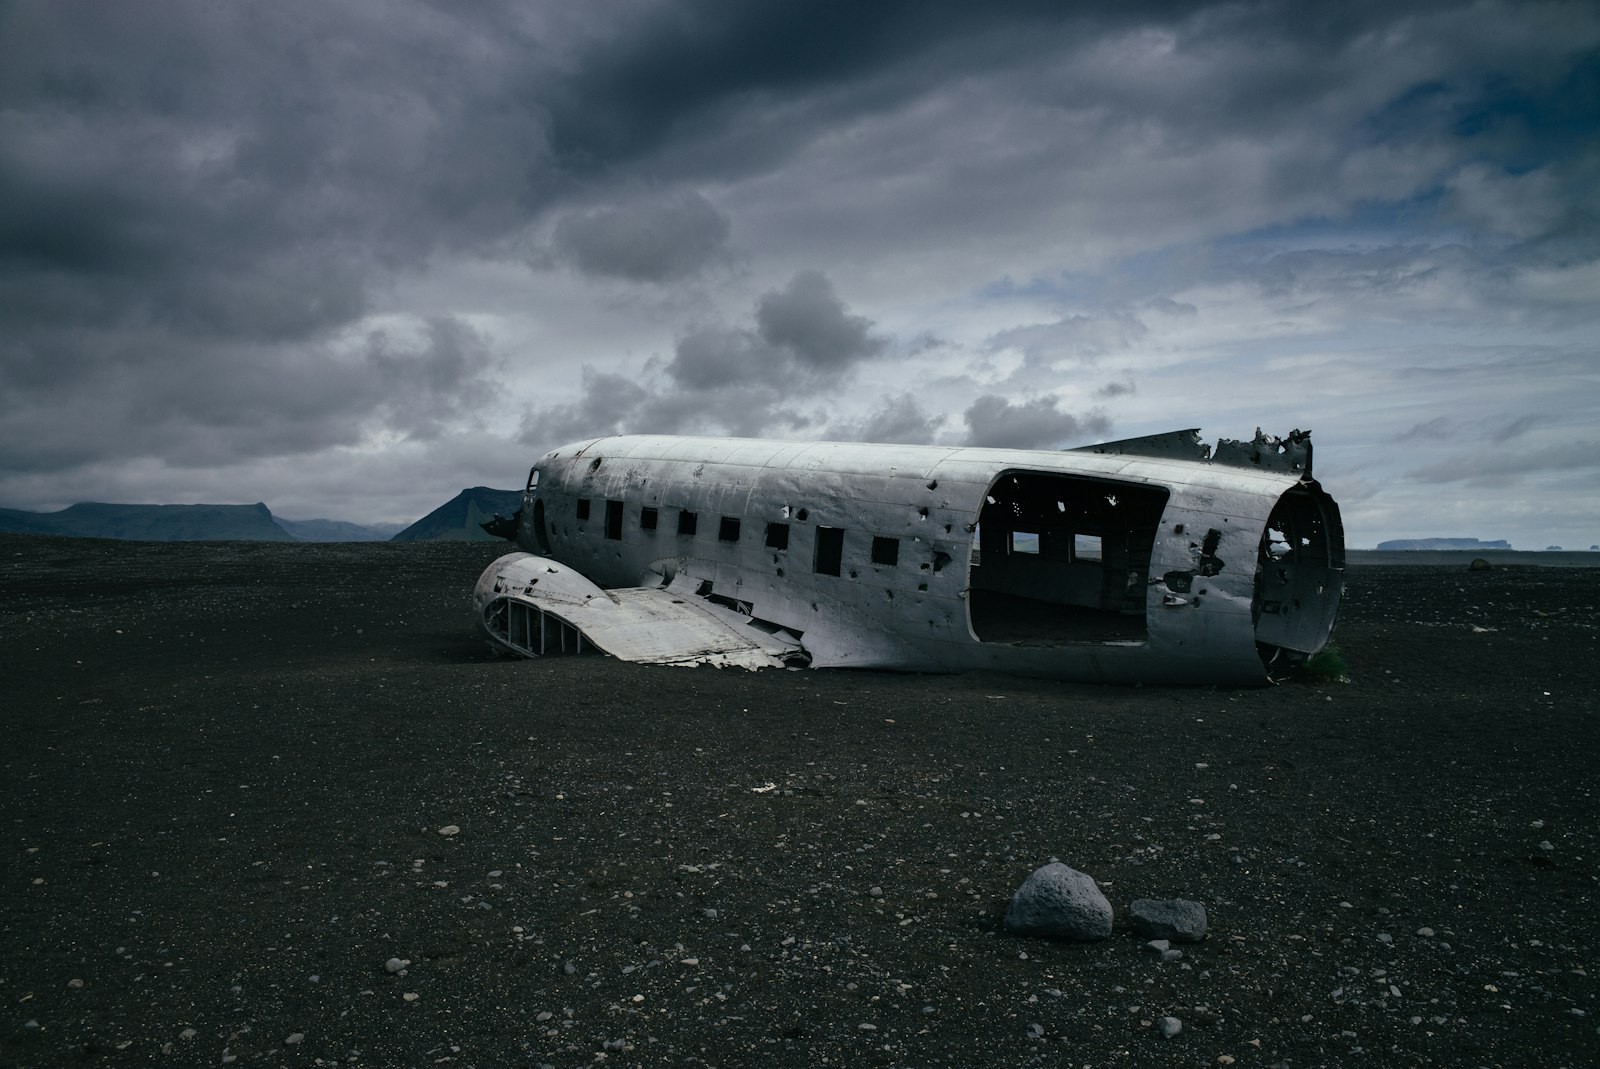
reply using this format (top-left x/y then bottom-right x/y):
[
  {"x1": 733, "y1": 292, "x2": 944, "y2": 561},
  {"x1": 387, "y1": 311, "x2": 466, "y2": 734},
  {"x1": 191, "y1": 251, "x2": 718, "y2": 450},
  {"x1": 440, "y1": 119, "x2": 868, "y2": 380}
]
[{"x1": 967, "y1": 469, "x2": 1169, "y2": 645}]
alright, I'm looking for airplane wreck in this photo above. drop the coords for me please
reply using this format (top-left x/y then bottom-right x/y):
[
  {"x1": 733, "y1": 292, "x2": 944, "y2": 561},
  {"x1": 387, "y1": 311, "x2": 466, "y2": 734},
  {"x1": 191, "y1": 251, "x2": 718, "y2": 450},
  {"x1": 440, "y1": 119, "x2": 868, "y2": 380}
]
[{"x1": 474, "y1": 429, "x2": 1343, "y2": 684}]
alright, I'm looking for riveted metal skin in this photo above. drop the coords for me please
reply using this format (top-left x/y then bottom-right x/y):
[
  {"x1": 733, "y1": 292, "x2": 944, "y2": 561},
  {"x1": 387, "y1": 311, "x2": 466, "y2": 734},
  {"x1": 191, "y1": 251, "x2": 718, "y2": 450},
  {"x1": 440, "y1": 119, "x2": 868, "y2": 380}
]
[{"x1": 476, "y1": 432, "x2": 1343, "y2": 684}]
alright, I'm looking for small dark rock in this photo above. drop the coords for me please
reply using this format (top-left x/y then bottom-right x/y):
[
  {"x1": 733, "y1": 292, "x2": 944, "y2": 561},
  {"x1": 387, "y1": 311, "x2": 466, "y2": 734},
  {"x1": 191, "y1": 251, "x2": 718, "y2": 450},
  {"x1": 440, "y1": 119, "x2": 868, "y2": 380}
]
[
  {"x1": 1004, "y1": 862, "x2": 1112, "y2": 941},
  {"x1": 1128, "y1": 898, "x2": 1208, "y2": 943}
]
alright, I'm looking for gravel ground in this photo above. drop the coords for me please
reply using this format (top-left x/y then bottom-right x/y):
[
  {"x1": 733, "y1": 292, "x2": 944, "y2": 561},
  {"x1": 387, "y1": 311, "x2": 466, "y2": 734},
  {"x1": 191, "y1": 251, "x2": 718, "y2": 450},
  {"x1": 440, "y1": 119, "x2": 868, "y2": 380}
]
[{"x1": 3, "y1": 533, "x2": 1597, "y2": 1068}]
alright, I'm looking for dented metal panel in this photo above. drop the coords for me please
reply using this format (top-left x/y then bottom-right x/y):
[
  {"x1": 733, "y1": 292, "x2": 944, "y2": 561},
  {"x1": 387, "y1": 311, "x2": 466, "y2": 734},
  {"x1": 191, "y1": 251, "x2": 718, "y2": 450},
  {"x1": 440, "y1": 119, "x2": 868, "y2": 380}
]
[
  {"x1": 476, "y1": 430, "x2": 1344, "y2": 684},
  {"x1": 473, "y1": 553, "x2": 800, "y2": 668}
]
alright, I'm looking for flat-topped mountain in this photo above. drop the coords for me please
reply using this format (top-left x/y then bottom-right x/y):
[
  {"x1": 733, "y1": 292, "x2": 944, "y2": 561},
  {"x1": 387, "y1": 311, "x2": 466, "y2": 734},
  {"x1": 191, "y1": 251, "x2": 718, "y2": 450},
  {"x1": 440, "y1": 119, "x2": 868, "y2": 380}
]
[
  {"x1": 1376, "y1": 537, "x2": 1513, "y2": 551},
  {"x1": 0, "y1": 501, "x2": 294, "y2": 542}
]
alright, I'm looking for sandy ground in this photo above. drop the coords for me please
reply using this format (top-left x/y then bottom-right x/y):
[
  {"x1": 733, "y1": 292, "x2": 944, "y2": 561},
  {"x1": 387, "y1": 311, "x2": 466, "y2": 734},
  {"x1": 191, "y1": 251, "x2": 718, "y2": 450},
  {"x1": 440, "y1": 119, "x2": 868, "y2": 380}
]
[{"x1": 3, "y1": 533, "x2": 1597, "y2": 1068}]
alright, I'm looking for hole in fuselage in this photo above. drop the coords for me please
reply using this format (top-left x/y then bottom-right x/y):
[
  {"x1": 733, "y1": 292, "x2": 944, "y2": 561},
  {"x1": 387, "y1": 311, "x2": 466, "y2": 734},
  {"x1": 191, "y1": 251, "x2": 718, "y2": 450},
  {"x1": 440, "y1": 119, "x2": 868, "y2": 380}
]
[{"x1": 967, "y1": 471, "x2": 1167, "y2": 645}]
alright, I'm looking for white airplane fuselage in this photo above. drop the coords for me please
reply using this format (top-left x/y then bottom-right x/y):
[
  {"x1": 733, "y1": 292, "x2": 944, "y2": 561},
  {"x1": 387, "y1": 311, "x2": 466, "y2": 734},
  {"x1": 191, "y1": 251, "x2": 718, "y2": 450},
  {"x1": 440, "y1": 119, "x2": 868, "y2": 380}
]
[{"x1": 476, "y1": 432, "x2": 1343, "y2": 684}]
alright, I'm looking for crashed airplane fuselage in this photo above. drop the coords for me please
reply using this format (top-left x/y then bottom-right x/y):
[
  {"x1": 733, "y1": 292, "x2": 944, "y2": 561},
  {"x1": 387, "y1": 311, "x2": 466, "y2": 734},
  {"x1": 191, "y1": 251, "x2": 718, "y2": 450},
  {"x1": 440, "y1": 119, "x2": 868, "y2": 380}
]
[{"x1": 473, "y1": 430, "x2": 1343, "y2": 684}]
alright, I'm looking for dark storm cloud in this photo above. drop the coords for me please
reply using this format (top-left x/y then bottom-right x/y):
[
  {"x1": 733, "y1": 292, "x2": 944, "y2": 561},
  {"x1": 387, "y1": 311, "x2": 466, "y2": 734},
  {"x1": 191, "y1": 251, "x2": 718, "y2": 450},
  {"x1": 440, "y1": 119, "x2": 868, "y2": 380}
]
[
  {"x1": 539, "y1": 0, "x2": 1478, "y2": 180},
  {"x1": 665, "y1": 271, "x2": 884, "y2": 389},
  {"x1": 826, "y1": 393, "x2": 944, "y2": 445},
  {"x1": 522, "y1": 270, "x2": 886, "y2": 448},
  {"x1": 551, "y1": 191, "x2": 732, "y2": 281},
  {"x1": 963, "y1": 395, "x2": 1110, "y2": 450},
  {"x1": 0, "y1": 315, "x2": 496, "y2": 476},
  {"x1": 0, "y1": 2, "x2": 534, "y2": 480}
]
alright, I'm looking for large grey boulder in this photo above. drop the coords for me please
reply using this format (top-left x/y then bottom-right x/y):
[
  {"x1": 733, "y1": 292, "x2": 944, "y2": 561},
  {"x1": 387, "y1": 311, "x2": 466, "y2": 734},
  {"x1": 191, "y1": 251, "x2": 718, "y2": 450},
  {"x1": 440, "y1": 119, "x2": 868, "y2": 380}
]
[
  {"x1": 1003, "y1": 863, "x2": 1113, "y2": 941},
  {"x1": 1128, "y1": 898, "x2": 1208, "y2": 943}
]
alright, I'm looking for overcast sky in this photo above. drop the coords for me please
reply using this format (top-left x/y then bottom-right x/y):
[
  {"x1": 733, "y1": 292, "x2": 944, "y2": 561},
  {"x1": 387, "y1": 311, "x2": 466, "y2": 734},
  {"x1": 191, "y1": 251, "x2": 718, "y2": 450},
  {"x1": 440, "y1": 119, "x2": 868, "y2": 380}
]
[{"x1": 2, "y1": 1, "x2": 1596, "y2": 547}]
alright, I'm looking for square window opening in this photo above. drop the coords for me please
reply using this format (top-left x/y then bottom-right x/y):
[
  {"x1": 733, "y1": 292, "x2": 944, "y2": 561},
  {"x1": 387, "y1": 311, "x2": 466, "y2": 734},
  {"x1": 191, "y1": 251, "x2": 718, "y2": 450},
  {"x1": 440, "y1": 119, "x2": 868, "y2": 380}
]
[
  {"x1": 678, "y1": 510, "x2": 698, "y2": 536},
  {"x1": 766, "y1": 522, "x2": 790, "y2": 550},
  {"x1": 576, "y1": 498, "x2": 590, "y2": 521},
  {"x1": 640, "y1": 506, "x2": 658, "y2": 531},
  {"x1": 719, "y1": 516, "x2": 741, "y2": 543},
  {"x1": 1010, "y1": 531, "x2": 1040, "y2": 555},
  {"x1": 871, "y1": 536, "x2": 900, "y2": 566}
]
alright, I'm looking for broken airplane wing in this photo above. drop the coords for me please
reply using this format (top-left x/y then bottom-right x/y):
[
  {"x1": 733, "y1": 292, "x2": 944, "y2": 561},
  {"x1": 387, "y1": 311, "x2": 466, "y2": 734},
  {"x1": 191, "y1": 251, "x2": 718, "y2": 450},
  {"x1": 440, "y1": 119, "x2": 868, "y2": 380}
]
[{"x1": 473, "y1": 430, "x2": 1343, "y2": 684}]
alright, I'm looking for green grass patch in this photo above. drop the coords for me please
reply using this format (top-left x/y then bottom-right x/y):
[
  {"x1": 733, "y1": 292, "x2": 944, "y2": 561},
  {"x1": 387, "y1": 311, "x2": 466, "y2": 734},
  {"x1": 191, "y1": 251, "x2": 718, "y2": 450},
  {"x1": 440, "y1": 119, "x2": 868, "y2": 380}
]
[{"x1": 1295, "y1": 642, "x2": 1348, "y2": 683}]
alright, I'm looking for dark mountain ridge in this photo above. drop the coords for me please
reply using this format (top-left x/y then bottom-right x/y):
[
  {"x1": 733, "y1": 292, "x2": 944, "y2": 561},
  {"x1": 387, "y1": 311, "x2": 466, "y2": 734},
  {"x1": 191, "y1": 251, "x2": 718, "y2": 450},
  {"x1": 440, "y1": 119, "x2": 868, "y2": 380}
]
[
  {"x1": 390, "y1": 487, "x2": 521, "y2": 542},
  {"x1": 0, "y1": 501, "x2": 294, "y2": 542}
]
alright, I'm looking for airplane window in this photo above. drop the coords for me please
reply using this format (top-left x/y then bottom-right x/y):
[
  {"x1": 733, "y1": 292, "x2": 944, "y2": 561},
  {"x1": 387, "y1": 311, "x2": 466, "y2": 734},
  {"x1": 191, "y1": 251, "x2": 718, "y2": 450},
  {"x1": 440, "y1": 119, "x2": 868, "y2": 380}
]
[
  {"x1": 526, "y1": 468, "x2": 539, "y2": 491},
  {"x1": 871, "y1": 536, "x2": 900, "y2": 566},
  {"x1": 1011, "y1": 531, "x2": 1040, "y2": 555},
  {"x1": 678, "y1": 510, "x2": 698, "y2": 536},
  {"x1": 766, "y1": 522, "x2": 790, "y2": 550},
  {"x1": 605, "y1": 500, "x2": 623, "y2": 541},
  {"x1": 814, "y1": 526, "x2": 844, "y2": 576},
  {"x1": 640, "y1": 507, "x2": 658, "y2": 531},
  {"x1": 719, "y1": 516, "x2": 741, "y2": 543},
  {"x1": 576, "y1": 499, "x2": 590, "y2": 521}
]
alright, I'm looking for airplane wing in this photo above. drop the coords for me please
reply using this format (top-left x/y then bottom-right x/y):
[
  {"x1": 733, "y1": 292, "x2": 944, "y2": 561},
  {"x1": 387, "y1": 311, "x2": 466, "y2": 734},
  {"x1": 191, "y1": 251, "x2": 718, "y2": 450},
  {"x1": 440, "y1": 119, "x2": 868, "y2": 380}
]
[{"x1": 473, "y1": 552, "x2": 805, "y2": 669}]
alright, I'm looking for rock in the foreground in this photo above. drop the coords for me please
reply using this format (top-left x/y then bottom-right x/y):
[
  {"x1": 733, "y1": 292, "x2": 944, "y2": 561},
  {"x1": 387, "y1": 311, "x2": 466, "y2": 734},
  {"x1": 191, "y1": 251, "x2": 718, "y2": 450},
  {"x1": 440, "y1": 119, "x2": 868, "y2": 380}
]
[
  {"x1": 1129, "y1": 897, "x2": 1208, "y2": 943},
  {"x1": 1003, "y1": 863, "x2": 1113, "y2": 941}
]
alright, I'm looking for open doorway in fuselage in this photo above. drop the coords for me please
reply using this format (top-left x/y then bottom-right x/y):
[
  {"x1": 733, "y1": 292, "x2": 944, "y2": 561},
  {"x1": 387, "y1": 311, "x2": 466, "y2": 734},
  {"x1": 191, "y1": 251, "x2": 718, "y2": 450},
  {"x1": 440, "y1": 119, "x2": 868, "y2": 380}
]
[{"x1": 967, "y1": 471, "x2": 1168, "y2": 645}]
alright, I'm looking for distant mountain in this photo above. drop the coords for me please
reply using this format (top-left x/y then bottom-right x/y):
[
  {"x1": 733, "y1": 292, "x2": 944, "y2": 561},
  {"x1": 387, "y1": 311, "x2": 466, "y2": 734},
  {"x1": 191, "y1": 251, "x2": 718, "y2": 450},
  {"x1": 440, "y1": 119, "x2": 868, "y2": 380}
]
[
  {"x1": 1376, "y1": 537, "x2": 1513, "y2": 551},
  {"x1": 391, "y1": 487, "x2": 521, "y2": 542},
  {"x1": 0, "y1": 501, "x2": 294, "y2": 542},
  {"x1": 276, "y1": 517, "x2": 405, "y2": 542}
]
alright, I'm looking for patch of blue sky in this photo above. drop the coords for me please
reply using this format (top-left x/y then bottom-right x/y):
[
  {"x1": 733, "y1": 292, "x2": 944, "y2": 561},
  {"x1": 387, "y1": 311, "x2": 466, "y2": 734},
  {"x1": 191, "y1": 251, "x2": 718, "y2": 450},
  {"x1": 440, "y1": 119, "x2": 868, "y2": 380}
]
[
  {"x1": 1448, "y1": 53, "x2": 1600, "y2": 156},
  {"x1": 1208, "y1": 193, "x2": 1465, "y2": 255}
]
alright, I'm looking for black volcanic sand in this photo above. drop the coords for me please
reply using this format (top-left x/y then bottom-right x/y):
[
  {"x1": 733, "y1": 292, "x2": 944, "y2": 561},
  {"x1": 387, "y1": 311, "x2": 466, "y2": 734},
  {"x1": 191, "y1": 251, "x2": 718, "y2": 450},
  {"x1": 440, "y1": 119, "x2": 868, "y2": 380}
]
[{"x1": 3, "y1": 534, "x2": 1596, "y2": 1068}]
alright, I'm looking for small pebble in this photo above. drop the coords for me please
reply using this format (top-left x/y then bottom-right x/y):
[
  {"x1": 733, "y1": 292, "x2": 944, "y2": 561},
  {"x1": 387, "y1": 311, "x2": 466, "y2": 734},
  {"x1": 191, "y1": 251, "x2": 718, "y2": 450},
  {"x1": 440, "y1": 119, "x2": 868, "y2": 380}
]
[
  {"x1": 438, "y1": 825, "x2": 461, "y2": 837},
  {"x1": 1158, "y1": 1016, "x2": 1181, "y2": 1038},
  {"x1": 1416, "y1": 927, "x2": 1435, "y2": 937},
  {"x1": 403, "y1": 992, "x2": 419, "y2": 1002},
  {"x1": 385, "y1": 958, "x2": 409, "y2": 974}
]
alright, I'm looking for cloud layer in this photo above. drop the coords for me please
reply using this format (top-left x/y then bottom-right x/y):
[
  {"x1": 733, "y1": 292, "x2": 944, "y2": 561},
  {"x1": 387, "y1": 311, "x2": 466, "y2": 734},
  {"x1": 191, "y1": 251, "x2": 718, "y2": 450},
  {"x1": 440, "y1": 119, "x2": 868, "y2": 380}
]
[{"x1": 0, "y1": 1, "x2": 1595, "y2": 545}]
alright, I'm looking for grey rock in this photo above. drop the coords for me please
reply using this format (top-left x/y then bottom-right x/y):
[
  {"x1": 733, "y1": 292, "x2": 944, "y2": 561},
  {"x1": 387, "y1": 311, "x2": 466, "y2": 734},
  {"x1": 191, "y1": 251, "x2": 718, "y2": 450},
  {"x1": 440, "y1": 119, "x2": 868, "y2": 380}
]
[
  {"x1": 1128, "y1": 898, "x2": 1208, "y2": 943},
  {"x1": 1158, "y1": 1016, "x2": 1182, "y2": 1038},
  {"x1": 1003, "y1": 862, "x2": 1113, "y2": 941}
]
